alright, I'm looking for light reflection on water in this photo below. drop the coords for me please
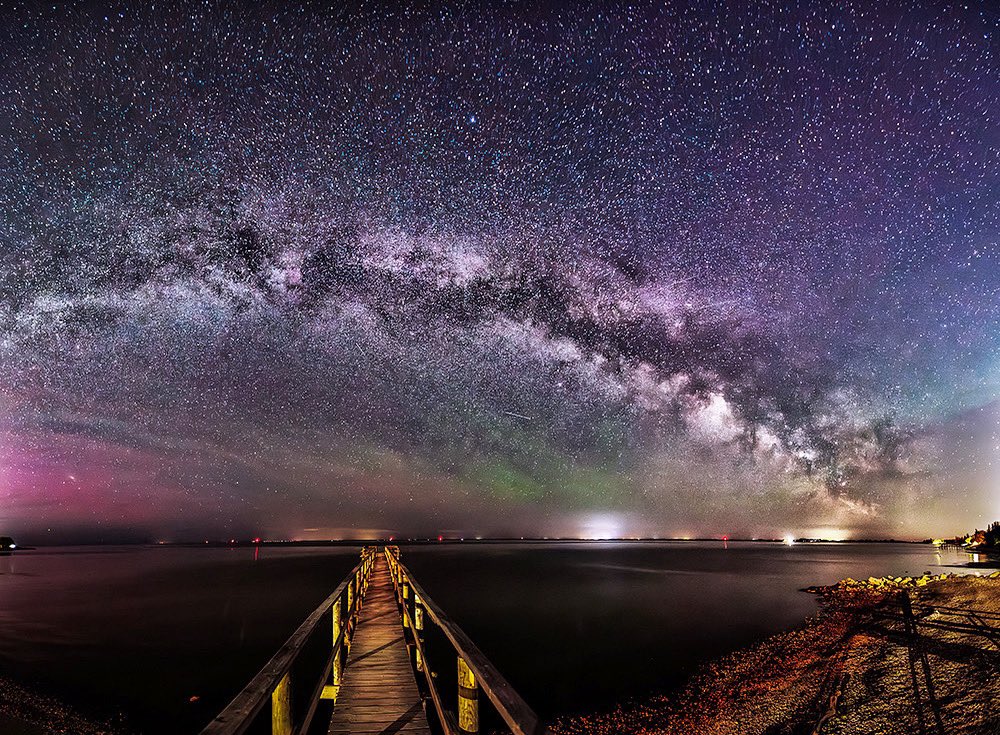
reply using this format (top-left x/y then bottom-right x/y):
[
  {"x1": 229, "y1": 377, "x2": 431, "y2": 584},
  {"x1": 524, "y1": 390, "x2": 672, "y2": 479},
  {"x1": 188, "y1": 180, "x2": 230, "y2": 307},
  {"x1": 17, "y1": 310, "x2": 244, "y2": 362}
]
[{"x1": 0, "y1": 542, "x2": 977, "y2": 732}]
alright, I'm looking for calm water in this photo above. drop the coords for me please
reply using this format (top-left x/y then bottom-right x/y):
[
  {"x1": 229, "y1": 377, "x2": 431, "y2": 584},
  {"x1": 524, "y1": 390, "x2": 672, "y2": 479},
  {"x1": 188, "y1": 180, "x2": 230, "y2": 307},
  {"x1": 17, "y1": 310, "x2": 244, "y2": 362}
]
[{"x1": 0, "y1": 541, "x2": 975, "y2": 733}]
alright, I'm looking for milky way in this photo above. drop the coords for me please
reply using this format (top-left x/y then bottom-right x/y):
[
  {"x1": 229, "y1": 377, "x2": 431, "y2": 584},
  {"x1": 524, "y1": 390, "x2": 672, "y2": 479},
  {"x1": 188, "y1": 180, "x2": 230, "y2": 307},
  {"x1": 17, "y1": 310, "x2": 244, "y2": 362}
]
[{"x1": 0, "y1": 1, "x2": 997, "y2": 542}]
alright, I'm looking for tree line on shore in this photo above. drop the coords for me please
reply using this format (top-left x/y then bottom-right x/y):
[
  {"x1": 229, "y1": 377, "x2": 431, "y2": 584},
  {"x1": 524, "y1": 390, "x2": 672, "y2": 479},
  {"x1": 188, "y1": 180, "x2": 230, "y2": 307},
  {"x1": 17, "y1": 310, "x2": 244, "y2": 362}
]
[{"x1": 932, "y1": 520, "x2": 1000, "y2": 548}]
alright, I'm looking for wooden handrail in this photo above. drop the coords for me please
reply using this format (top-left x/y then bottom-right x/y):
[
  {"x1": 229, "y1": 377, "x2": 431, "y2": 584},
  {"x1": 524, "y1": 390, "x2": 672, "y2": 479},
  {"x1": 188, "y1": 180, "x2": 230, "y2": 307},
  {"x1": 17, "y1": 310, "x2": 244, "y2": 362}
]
[
  {"x1": 384, "y1": 548, "x2": 544, "y2": 735},
  {"x1": 202, "y1": 547, "x2": 541, "y2": 735},
  {"x1": 201, "y1": 547, "x2": 377, "y2": 735},
  {"x1": 390, "y1": 576, "x2": 454, "y2": 734}
]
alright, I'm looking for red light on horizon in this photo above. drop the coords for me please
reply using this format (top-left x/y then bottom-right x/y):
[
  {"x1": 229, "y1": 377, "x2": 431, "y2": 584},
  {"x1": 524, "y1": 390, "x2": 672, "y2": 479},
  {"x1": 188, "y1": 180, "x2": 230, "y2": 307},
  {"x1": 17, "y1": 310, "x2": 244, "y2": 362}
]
[{"x1": 437, "y1": 535, "x2": 444, "y2": 542}]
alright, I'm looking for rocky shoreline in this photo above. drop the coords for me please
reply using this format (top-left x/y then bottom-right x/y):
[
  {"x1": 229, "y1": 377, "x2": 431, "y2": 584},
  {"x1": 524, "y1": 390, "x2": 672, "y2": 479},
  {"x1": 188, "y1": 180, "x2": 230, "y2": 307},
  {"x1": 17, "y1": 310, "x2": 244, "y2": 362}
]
[
  {"x1": 0, "y1": 675, "x2": 125, "y2": 735},
  {"x1": 804, "y1": 569, "x2": 1000, "y2": 594},
  {"x1": 551, "y1": 573, "x2": 1000, "y2": 735}
]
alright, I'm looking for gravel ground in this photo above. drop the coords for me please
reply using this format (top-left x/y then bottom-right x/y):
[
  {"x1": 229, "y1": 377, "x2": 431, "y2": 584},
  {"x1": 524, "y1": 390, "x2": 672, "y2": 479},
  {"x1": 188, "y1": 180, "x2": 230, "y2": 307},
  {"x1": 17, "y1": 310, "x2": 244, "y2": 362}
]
[
  {"x1": 551, "y1": 574, "x2": 1000, "y2": 735},
  {"x1": 0, "y1": 675, "x2": 126, "y2": 735}
]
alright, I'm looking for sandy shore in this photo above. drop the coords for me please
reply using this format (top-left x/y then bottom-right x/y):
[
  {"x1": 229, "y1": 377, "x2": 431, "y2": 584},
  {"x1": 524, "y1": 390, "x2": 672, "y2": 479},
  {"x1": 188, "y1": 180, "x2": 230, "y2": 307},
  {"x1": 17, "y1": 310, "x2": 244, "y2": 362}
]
[{"x1": 551, "y1": 572, "x2": 1000, "y2": 735}]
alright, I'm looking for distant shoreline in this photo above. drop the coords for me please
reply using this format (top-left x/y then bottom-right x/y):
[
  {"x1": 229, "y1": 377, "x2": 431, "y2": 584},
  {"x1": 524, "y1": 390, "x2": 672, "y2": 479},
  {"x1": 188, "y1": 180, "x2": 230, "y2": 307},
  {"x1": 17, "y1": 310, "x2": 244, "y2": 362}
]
[{"x1": 9, "y1": 537, "x2": 932, "y2": 549}]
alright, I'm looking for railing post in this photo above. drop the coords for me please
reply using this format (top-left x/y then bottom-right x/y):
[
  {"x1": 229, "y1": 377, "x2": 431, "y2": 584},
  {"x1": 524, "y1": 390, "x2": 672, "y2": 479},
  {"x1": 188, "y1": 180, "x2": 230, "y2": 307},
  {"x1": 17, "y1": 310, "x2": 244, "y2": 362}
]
[
  {"x1": 457, "y1": 656, "x2": 479, "y2": 734},
  {"x1": 414, "y1": 592, "x2": 425, "y2": 673},
  {"x1": 402, "y1": 579, "x2": 411, "y2": 629},
  {"x1": 332, "y1": 597, "x2": 343, "y2": 688},
  {"x1": 203, "y1": 558, "x2": 404, "y2": 735},
  {"x1": 272, "y1": 673, "x2": 292, "y2": 735}
]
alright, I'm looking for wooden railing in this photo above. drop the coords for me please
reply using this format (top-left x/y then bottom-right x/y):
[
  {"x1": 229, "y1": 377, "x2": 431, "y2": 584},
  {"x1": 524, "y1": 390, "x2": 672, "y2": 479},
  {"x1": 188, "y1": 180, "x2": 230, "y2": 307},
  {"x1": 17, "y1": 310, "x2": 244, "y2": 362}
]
[
  {"x1": 384, "y1": 547, "x2": 544, "y2": 735},
  {"x1": 200, "y1": 546, "x2": 378, "y2": 735}
]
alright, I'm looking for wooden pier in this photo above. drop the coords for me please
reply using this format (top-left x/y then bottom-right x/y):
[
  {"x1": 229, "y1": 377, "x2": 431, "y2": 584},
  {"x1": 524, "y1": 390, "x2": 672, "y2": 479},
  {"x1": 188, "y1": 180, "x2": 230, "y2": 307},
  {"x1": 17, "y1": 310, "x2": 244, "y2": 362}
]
[
  {"x1": 327, "y1": 555, "x2": 430, "y2": 735},
  {"x1": 201, "y1": 546, "x2": 542, "y2": 735}
]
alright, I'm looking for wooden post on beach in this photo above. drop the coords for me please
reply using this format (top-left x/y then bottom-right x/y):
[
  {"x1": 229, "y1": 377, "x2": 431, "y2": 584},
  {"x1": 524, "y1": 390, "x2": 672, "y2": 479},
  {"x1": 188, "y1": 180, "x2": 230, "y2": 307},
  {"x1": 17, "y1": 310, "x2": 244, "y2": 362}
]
[
  {"x1": 900, "y1": 589, "x2": 946, "y2": 735},
  {"x1": 457, "y1": 656, "x2": 479, "y2": 734}
]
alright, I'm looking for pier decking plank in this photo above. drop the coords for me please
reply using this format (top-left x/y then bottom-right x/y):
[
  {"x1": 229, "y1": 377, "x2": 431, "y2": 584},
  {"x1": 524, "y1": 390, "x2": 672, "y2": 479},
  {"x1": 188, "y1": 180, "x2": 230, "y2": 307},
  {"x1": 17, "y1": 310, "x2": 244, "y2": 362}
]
[{"x1": 328, "y1": 556, "x2": 431, "y2": 735}]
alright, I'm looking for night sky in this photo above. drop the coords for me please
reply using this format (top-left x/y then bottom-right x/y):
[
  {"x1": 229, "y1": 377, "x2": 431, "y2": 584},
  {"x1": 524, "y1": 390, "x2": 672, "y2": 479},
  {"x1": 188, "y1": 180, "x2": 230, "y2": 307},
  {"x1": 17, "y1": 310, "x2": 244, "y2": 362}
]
[{"x1": 1, "y1": 1, "x2": 997, "y2": 543}]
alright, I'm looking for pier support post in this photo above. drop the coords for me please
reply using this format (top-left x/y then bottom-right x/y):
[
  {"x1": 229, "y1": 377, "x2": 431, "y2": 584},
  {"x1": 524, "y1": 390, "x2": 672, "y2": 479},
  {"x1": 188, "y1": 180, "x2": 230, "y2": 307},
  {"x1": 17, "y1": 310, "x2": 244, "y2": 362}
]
[
  {"x1": 333, "y1": 597, "x2": 342, "y2": 648},
  {"x1": 414, "y1": 593, "x2": 425, "y2": 673},
  {"x1": 272, "y1": 673, "x2": 292, "y2": 735},
  {"x1": 332, "y1": 598, "x2": 343, "y2": 689},
  {"x1": 457, "y1": 656, "x2": 479, "y2": 734}
]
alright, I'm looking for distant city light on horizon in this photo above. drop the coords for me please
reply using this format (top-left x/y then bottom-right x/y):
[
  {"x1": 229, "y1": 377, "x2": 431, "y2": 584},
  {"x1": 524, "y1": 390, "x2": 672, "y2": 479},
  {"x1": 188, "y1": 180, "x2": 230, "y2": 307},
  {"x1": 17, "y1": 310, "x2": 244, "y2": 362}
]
[{"x1": 577, "y1": 514, "x2": 626, "y2": 540}]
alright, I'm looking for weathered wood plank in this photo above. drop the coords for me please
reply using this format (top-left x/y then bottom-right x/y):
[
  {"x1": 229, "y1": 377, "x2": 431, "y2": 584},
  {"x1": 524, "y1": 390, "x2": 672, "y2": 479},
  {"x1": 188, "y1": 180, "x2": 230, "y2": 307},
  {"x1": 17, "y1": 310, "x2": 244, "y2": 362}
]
[{"x1": 328, "y1": 556, "x2": 429, "y2": 735}]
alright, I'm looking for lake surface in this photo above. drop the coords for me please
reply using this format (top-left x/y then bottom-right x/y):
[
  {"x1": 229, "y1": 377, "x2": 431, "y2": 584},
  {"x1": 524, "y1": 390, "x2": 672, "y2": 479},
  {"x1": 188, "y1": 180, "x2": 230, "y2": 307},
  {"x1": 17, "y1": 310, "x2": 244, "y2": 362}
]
[{"x1": 0, "y1": 541, "x2": 976, "y2": 733}]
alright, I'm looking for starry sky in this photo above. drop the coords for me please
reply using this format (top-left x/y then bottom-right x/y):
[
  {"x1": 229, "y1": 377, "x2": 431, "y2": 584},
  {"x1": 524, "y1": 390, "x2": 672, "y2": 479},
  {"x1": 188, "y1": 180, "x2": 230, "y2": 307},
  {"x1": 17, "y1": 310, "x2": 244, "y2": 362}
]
[{"x1": 0, "y1": 0, "x2": 997, "y2": 543}]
